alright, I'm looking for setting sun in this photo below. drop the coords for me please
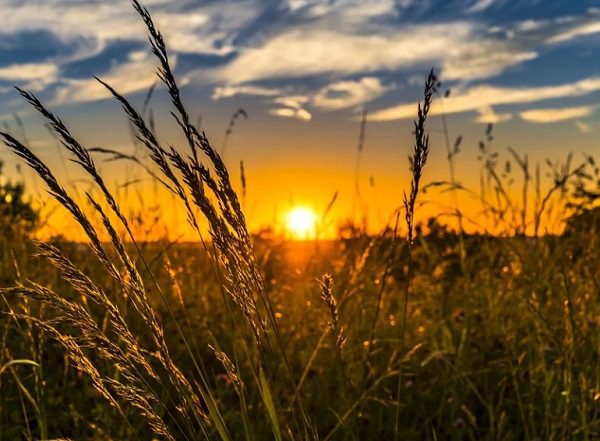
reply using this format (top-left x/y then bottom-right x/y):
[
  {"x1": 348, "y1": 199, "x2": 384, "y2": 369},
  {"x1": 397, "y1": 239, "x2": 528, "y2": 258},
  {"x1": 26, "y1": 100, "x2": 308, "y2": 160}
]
[
  {"x1": 286, "y1": 206, "x2": 317, "y2": 239},
  {"x1": 2, "y1": 0, "x2": 600, "y2": 439}
]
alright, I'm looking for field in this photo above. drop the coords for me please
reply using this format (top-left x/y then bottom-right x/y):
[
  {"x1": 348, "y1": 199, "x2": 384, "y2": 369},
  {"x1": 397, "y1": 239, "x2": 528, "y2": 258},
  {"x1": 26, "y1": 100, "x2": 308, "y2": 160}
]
[{"x1": 0, "y1": 2, "x2": 599, "y2": 440}]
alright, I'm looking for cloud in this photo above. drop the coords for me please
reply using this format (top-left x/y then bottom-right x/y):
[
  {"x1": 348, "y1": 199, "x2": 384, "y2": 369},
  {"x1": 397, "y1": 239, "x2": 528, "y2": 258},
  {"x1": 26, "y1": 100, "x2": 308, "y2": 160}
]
[
  {"x1": 515, "y1": 19, "x2": 548, "y2": 32},
  {"x1": 269, "y1": 107, "x2": 312, "y2": 121},
  {"x1": 0, "y1": 1, "x2": 259, "y2": 58},
  {"x1": 209, "y1": 6, "x2": 600, "y2": 87},
  {"x1": 575, "y1": 120, "x2": 591, "y2": 133},
  {"x1": 519, "y1": 105, "x2": 596, "y2": 123},
  {"x1": 206, "y1": 6, "x2": 600, "y2": 90},
  {"x1": 442, "y1": 47, "x2": 536, "y2": 81},
  {"x1": 214, "y1": 78, "x2": 392, "y2": 121},
  {"x1": 0, "y1": 1, "x2": 266, "y2": 107},
  {"x1": 370, "y1": 76, "x2": 600, "y2": 121},
  {"x1": 215, "y1": 22, "x2": 536, "y2": 84},
  {"x1": 285, "y1": 0, "x2": 398, "y2": 21},
  {"x1": 53, "y1": 51, "x2": 159, "y2": 104},
  {"x1": 466, "y1": 0, "x2": 496, "y2": 13},
  {"x1": 273, "y1": 96, "x2": 309, "y2": 109},
  {"x1": 4, "y1": 0, "x2": 600, "y2": 115},
  {"x1": 270, "y1": 94, "x2": 312, "y2": 121},
  {"x1": 475, "y1": 106, "x2": 512, "y2": 124},
  {"x1": 212, "y1": 84, "x2": 284, "y2": 100},
  {"x1": 312, "y1": 77, "x2": 392, "y2": 110},
  {"x1": 0, "y1": 63, "x2": 58, "y2": 82},
  {"x1": 0, "y1": 62, "x2": 61, "y2": 93},
  {"x1": 546, "y1": 21, "x2": 600, "y2": 44}
]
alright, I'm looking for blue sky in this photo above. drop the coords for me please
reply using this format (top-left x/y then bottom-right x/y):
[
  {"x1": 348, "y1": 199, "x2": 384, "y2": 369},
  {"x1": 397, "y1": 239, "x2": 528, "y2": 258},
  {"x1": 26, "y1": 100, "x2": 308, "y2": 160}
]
[
  {"x1": 2, "y1": 0, "x2": 600, "y2": 235},
  {"x1": 2, "y1": 0, "x2": 600, "y2": 125}
]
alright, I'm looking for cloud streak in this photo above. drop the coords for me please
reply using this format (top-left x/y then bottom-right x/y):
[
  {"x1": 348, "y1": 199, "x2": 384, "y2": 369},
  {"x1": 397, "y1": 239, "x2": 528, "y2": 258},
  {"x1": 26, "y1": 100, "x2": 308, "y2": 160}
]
[
  {"x1": 519, "y1": 105, "x2": 596, "y2": 123},
  {"x1": 466, "y1": 0, "x2": 496, "y2": 13},
  {"x1": 270, "y1": 107, "x2": 312, "y2": 121},
  {"x1": 370, "y1": 76, "x2": 600, "y2": 121},
  {"x1": 212, "y1": 84, "x2": 285, "y2": 100},
  {"x1": 0, "y1": 63, "x2": 58, "y2": 82},
  {"x1": 475, "y1": 106, "x2": 512, "y2": 124}
]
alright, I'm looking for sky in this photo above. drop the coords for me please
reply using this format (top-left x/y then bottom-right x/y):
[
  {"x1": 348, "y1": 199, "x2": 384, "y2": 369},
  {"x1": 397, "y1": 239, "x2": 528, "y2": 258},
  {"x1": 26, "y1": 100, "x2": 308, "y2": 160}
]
[{"x1": 1, "y1": 0, "x2": 600, "y2": 238}]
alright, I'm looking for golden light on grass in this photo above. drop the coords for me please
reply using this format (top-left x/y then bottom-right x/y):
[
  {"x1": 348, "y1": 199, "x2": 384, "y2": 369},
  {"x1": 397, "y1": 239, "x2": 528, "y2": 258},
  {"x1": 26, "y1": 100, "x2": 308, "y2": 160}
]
[
  {"x1": 4, "y1": 1, "x2": 600, "y2": 439},
  {"x1": 285, "y1": 206, "x2": 316, "y2": 239}
]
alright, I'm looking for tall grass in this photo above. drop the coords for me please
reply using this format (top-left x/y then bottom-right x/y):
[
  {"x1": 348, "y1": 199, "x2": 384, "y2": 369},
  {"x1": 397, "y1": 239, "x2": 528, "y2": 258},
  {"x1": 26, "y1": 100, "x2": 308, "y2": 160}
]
[
  {"x1": 395, "y1": 68, "x2": 436, "y2": 440},
  {"x1": 1, "y1": 1, "x2": 305, "y2": 439},
  {"x1": 0, "y1": 1, "x2": 599, "y2": 440}
]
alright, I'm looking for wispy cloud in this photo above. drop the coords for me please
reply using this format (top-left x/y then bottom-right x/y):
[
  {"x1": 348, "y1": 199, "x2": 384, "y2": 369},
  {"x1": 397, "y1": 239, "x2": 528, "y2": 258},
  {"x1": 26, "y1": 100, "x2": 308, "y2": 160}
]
[
  {"x1": 285, "y1": 0, "x2": 398, "y2": 19},
  {"x1": 475, "y1": 106, "x2": 512, "y2": 124},
  {"x1": 215, "y1": 22, "x2": 536, "y2": 84},
  {"x1": 273, "y1": 96, "x2": 309, "y2": 109},
  {"x1": 215, "y1": 77, "x2": 392, "y2": 119},
  {"x1": 546, "y1": 20, "x2": 600, "y2": 44},
  {"x1": 53, "y1": 51, "x2": 159, "y2": 104},
  {"x1": 370, "y1": 76, "x2": 600, "y2": 121},
  {"x1": 575, "y1": 120, "x2": 591, "y2": 133},
  {"x1": 0, "y1": 1, "x2": 258, "y2": 58},
  {"x1": 0, "y1": 62, "x2": 59, "y2": 93},
  {"x1": 269, "y1": 107, "x2": 312, "y2": 121},
  {"x1": 312, "y1": 77, "x2": 392, "y2": 110},
  {"x1": 212, "y1": 84, "x2": 284, "y2": 100},
  {"x1": 519, "y1": 105, "x2": 596, "y2": 123},
  {"x1": 270, "y1": 95, "x2": 312, "y2": 121},
  {"x1": 0, "y1": 63, "x2": 58, "y2": 82},
  {"x1": 466, "y1": 0, "x2": 496, "y2": 13}
]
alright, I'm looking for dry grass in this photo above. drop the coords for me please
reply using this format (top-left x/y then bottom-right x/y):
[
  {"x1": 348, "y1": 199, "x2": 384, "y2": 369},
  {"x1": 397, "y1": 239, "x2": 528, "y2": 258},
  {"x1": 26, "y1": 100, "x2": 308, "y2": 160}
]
[{"x1": 0, "y1": 1, "x2": 598, "y2": 441}]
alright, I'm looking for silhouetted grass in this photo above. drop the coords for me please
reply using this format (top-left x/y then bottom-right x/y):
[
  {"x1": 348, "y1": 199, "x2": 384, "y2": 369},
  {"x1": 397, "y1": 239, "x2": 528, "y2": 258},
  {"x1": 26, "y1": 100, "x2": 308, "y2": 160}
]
[{"x1": 0, "y1": 1, "x2": 598, "y2": 441}]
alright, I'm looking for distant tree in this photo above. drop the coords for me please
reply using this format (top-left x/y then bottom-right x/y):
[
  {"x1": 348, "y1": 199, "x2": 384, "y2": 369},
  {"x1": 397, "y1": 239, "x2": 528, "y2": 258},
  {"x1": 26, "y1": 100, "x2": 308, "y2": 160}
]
[
  {"x1": 0, "y1": 160, "x2": 38, "y2": 234},
  {"x1": 564, "y1": 206, "x2": 600, "y2": 236}
]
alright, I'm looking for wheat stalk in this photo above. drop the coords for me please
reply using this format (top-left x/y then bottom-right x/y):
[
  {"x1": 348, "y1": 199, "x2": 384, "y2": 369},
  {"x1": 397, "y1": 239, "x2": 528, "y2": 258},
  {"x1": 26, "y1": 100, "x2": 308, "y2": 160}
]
[{"x1": 395, "y1": 68, "x2": 437, "y2": 440}]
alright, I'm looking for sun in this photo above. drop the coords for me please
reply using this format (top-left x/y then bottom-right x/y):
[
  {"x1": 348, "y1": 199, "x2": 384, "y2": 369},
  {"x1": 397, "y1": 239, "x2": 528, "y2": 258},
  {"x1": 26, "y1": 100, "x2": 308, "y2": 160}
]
[{"x1": 286, "y1": 206, "x2": 317, "y2": 239}]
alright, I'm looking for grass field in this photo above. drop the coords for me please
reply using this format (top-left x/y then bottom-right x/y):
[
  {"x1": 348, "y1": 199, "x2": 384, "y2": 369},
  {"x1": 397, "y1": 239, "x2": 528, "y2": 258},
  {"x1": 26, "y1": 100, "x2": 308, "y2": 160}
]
[{"x1": 0, "y1": 1, "x2": 599, "y2": 440}]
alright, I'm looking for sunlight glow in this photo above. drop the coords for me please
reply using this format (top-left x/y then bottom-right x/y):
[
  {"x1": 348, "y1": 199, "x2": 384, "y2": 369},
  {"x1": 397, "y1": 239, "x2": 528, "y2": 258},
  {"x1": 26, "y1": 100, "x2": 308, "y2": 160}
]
[{"x1": 286, "y1": 206, "x2": 316, "y2": 239}]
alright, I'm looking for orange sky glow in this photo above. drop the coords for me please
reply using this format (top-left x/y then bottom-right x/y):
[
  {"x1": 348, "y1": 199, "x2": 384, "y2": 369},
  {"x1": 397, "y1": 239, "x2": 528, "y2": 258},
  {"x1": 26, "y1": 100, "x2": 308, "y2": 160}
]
[{"x1": 2, "y1": 1, "x2": 600, "y2": 241}]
